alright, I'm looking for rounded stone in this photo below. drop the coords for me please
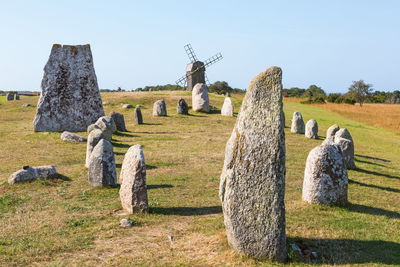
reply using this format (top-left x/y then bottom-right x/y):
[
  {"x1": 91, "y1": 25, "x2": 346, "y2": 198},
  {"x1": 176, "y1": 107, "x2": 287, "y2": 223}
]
[
  {"x1": 153, "y1": 100, "x2": 167, "y2": 116},
  {"x1": 290, "y1": 111, "x2": 305, "y2": 134},
  {"x1": 221, "y1": 97, "x2": 234, "y2": 116},
  {"x1": 192, "y1": 83, "x2": 210, "y2": 113},
  {"x1": 305, "y1": 119, "x2": 318, "y2": 139}
]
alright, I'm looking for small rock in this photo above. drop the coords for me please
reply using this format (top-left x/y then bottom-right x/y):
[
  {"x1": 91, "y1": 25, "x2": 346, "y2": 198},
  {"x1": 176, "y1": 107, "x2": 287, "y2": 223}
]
[
  {"x1": 9, "y1": 165, "x2": 57, "y2": 184},
  {"x1": 134, "y1": 107, "x2": 143, "y2": 124},
  {"x1": 120, "y1": 218, "x2": 133, "y2": 228},
  {"x1": 177, "y1": 98, "x2": 189, "y2": 115},
  {"x1": 153, "y1": 100, "x2": 167, "y2": 116},
  {"x1": 103, "y1": 101, "x2": 110, "y2": 105},
  {"x1": 61, "y1": 131, "x2": 87, "y2": 142},
  {"x1": 122, "y1": 104, "x2": 133, "y2": 109},
  {"x1": 291, "y1": 111, "x2": 305, "y2": 134},
  {"x1": 168, "y1": 235, "x2": 174, "y2": 244},
  {"x1": 22, "y1": 103, "x2": 31, "y2": 107}
]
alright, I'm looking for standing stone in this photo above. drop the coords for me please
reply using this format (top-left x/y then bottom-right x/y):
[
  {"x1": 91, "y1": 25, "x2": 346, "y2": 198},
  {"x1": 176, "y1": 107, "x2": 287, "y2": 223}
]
[
  {"x1": 219, "y1": 66, "x2": 286, "y2": 261},
  {"x1": 87, "y1": 123, "x2": 101, "y2": 134},
  {"x1": 61, "y1": 131, "x2": 87, "y2": 142},
  {"x1": 221, "y1": 97, "x2": 234, "y2": 116},
  {"x1": 119, "y1": 145, "x2": 149, "y2": 213},
  {"x1": 290, "y1": 112, "x2": 305, "y2": 133},
  {"x1": 305, "y1": 119, "x2": 318, "y2": 139},
  {"x1": 153, "y1": 100, "x2": 167, "y2": 116},
  {"x1": 6, "y1": 93, "x2": 14, "y2": 101},
  {"x1": 110, "y1": 112, "x2": 126, "y2": 132},
  {"x1": 302, "y1": 141, "x2": 348, "y2": 205},
  {"x1": 192, "y1": 83, "x2": 210, "y2": 113},
  {"x1": 88, "y1": 139, "x2": 117, "y2": 186},
  {"x1": 326, "y1": 124, "x2": 340, "y2": 138},
  {"x1": 15, "y1": 94, "x2": 20, "y2": 100},
  {"x1": 33, "y1": 44, "x2": 104, "y2": 132},
  {"x1": 134, "y1": 107, "x2": 143, "y2": 124},
  {"x1": 334, "y1": 128, "x2": 356, "y2": 170},
  {"x1": 95, "y1": 116, "x2": 114, "y2": 141},
  {"x1": 85, "y1": 129, "x2": 105, "y2": 168},
  {"x1": 177, "y1": 98, "x2": 189, "y2": 115},
  {"x1": 186, "y1": 61, "x2": 205, "y2": 91},
  {"x1": 9, "y1": 165, "x2": 57, "y2": 184}
]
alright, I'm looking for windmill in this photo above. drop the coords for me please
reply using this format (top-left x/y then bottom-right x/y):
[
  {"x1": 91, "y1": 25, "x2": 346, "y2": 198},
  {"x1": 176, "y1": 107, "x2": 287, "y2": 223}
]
[{"x1": 175, "y1": 44, "x2": 223, "y2": 91}]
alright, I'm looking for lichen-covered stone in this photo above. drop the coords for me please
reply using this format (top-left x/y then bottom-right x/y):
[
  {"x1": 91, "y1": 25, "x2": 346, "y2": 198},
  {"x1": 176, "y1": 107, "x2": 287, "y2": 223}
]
[
  {"x1": 219, "y1": 66, "x2": 286, "y2": 262},
  {"x1": 88, "y1": 139, "x2": 117, "y2": 186},
  {"x1": 302, "y1": 141, "x2": 348, "y2": 205},
  {"x1": 221, "y1": 97, "x2": 234, "y2": 116},
  {"x1": 334, "y1": 128, "x2": 355, "y2": 170},
  {"x1": 153, "y1": 100, "x2": 167, "y2": 116},
  {"x1": 290, "y1": 111, "x2": 305, "y2": 134},
  {"x1": 177, "y1": 98, "x2": 189, "y2": 115},
  {"x1": 119, "y1": 145, "x2": 149, "y2": 213},
  {"x1": 33, "y1": 44, "x2": 104, "y2": 132},
  {"x1": 134, "y1": 107, "x2": 143, "y2": 124},
  {"x1": 85, "y1": 129, "x2": 105, "y2": 168},
  {"x1": 192, "y1": 83, "x2": 210, "y2": 113},
  {"x1": 110, "y1": 112, "x2": 126, "y2": 132},
  {"x1": 326, "y1": 124, "x2": 340, "y2": 138},
  {"x1": 95, "y1": 116, "x2": 114, "y2": 141},
  {"x1": 61, "y1": 131, "x2": 87, "y2": 142},
  {"x1": 87, "y1": 123, "x2": 100, "y2": 134},
  {"x1": 305, "y1": 119, "x2": 318, "y2": 139},
  {"x1": 9, "y1": 165, "x2": 57, "y2": 184},
  {"x1": 6, "y1": 93, "x2": 14, "y2": 101}
]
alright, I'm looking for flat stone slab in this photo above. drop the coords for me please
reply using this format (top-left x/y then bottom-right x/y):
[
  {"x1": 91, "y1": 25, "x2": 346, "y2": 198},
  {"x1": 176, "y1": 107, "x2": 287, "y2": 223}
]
[{"x1": 9, "y1": 165, "x2": 57, "y2": 184}]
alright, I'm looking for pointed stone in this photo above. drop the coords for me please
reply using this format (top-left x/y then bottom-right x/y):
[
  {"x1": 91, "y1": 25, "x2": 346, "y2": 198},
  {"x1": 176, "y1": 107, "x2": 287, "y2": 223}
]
[
  {"x1": 134, "y1": 107, "x2": 143, "y2": 124},
  {"x1": 221, "y1": 97, "x2": 234, "y2": 116},
  {"x1": 88, "y1": 139, "x2": 117, "y2": 186},
  {"x1": 86, "y1": 129, "x2": 105, "y2": 168},
  {"x1": 326, "y1": 124, "x2": 340, "y2": 138},
  {"x1": 334, "y1": 128, "x2": 356, "y2": 169},
  {"x1": 177, "y1": 98, "x2": 189, "y2": 115}
]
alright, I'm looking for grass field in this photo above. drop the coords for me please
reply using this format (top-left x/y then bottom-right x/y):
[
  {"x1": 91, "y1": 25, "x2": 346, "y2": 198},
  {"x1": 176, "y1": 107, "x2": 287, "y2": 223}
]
[{"x1": 0, "y1": 92, "x2": 399, "y2": 266}]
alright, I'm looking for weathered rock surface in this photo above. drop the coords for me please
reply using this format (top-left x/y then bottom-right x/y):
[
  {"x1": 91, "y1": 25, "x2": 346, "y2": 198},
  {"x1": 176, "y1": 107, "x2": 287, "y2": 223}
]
[
  {"x1": 110, "y1": 112, "x2": 126, "y2": 132},
  {"x1": 61, "y1": 131, "x2": 87, "y2": 142},
  {"x1": 219, "y1": 66, "x2": 286, "y2": 261},
  {"x1": 119, "y1": 145, "x2": 149, "y2": 213},
  {"x1": 192, "y1": 83, "x2": 210, "y2": 113},
  {"x1": 87, "y1": 123, "x2": 100, "y2": 134},
  {"x1": 85, "y1": 129, "x2": 105, "y2": 168},
  {"x1": 15, "y1": 94, "x2": 20, "y2": 100},
  {"x1": 177, "y1": 98, "x2": 189, "y2": 115},
  {"x1": 302, "y1": 141, "x2": 348, "y2": 205},
  {"x1": 153, "y1": 100, "x2": 167, "y2": 116},
  {"x1": 9, "y1": 165, "x2": 57, "y2": 184},
  {"x1": 33, "y1": 44, "x2": 104, "y2": 132},
  {"x1": 6, "y1": 93, "x2": 14, "y2": 101},
  {"x1": 305, "y1": 119, "x2": 318, "y2": 139},
  {"x1": 290, "y1": 111, "x2": 305, "y2": 134},
  {"x1": 88, "y1": 139, "x2": 117, "y2": 186},
  {"x1": 120, "y1": 218, "x2": 134, "y2": 227},
  {"x1": 95, "y1": 116, "x2": 114, "y2": 141},
  {"x1": 334, "y1": 128, "x2": 355, "y2": 169},
  {"x1": 134, "y1": 107, "x2": 143, "y2": 124},
  {"x1": 221, "y1": 97, "x2": 234, "y2": 116},
  {"x1": 326, "y1": 124, "x2": 340, "y2": 138},
  {"x1": 122, "y1": 104, "x2": 133, "y2": 109}
]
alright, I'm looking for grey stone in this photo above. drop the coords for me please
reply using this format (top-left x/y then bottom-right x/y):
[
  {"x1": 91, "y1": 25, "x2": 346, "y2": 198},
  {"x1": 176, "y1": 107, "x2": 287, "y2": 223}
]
[
  {"x1": 290, "y1": 111, "x2": 305, "y2": 134},
  {"x1": 61, "y1": 131, "x2": 87, "y2": 142},
  {"x1": 334, "y1": 128, "x2": 355, "y2": 170},
  {"x1": 120, "y1": 218, "x2": 133, "y2": 228},
  {"x1": 192, "y1": 83, "x2": 210, "y2": 113},
  {"x1": 88, "y1": 139, "x2": 117, "y2": 186},
  {"x1": 153, "y1": 100, "x2": 167, "y2": 116},
  {"x1": 122, "y1": 104, "x2": 133, "y2": 109},
  {"x1": 22, "y1": 103, "x2": 31, "y2": 107},
  {"x1": 6, "y1": 93, "x2": 14, "y2": 101},
  {"x1": 219, "y1": 66, "x2": 286, "y2": 261},
  {"x1": 15, "y1": 94, "x2": 20, "y2": 100},
  {"x1": 95, "y1": 116, "x2": 114, "y2": 141},
  {"x1": 33, "y1": 44, "x2": 104, "y2": 132},
  {"x1": 186, "y1": 61, "x2": 205, "y2": 91},
  {"x1": 326, "y1": 124, "x2": 340, "y2": 138},
  {"x1": 177, "y1": 98, "x2": 189, "y2": 115},
  {"x1": 305, "y1": 119, "x2": 318, "y2": 139},
  {"x1": 302, "y1": 141, "x2": 348, "y2": 205},
  {"x1": 85, "y1": 129, "x2": 105, "y2": 168},
  {"x1": 110, "y1": 112, "x2": 126, "y2": 132},
  {"x1": 87, "y1": 123, "x2": 101, "y2": 134},
  {"x1": 119, "y1": 145, "x2": 149, "y2": 213},
  {"x1": 221, "y1": 97, "x2": 234, "y2": 116},
  {"x1": 103, "y1": 101, "x2": 110, "y2": 105},
  {"x1": 134, "y1": 107, "x2": 143, "y2": 124},
  {"x1": 9, "y1": 165, "x2": 57, "y2": 184}
]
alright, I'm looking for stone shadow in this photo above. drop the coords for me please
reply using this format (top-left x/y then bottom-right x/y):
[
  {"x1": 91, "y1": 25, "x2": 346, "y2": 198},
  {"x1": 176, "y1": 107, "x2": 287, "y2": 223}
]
[
  {"x1": 354, "y1": 167, "x2": 400, "y2": 180},
  {"x1": 354, "y1": 158, "x2": 386, "y2": 167},
  {"x1": 345, "y1": 202, "x2": 400, "y2": 219},
  {"x1": 349, "y1": 179, "x2": 400, "y2": 193},
  {"x1": 355, "y1": 154, "x2": 391, "y2": 162},
  {"x1": 113, "y1": 132, "x2": 136, "y2": 137},
  {"x1": 146, "y1": 165, "x2": 157, "y2": 170},
  {"x1": 111, "y1": 142, "x2": 131, "y2": 148},
  {"x1": 142, "y1": 123, "x2": 162, "y2": 126},
  {"x1": 147, "y1": 184, "x2": 173, "y2": 190},
  {"x1": 150, "y1": 206, "x2": 222, "y2": 216}
]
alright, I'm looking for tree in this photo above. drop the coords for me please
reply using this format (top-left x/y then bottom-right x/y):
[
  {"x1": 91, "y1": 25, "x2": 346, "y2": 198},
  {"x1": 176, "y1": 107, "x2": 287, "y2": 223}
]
[
  {"x1": 304, "y1": 85, "x2": 326, "y2": 98},
  {"x1": 209, "y1": 81, "x2": 233, "y2": 95},
  {"x1": 348, "y1": 80, "x2": 373, "y2": 107}
]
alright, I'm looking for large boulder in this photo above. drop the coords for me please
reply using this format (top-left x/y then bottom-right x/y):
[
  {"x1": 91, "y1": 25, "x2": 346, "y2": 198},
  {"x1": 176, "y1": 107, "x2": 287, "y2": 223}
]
[
  {"x1": 302, "y1": 141, "x2": 348, "y2": 205},
  {"x1": 153, "y1": 100, "x2": 167, "y2": 116},
  {"x1": 85, "y1": 129, "x2": 105, "y2": 168},
  {"x1": 177, "y1": 98, "x2": 189, "y2": 115},
  {"x1": 334, "y1": 128, "x2": 355, "y2": 170},
  {"x1": 192, "y1": 83, "x2": 210, "y2": 113},
  {"x1": 61, "y1": 131, "x2": 87, "y2": 142},
  {"x1": 221, "y1": 97, "x2": 234, "y2": 116},
  {"x1": 134, "y1": 107, "x2": 143, "y2": 124},
  {"x1": 9, "y1": 165, "x2": 57, "y2": 184},
  {"x1": 110, "y1": 112, "x2": 126, "y2": 132},
  {"x1": 88, "y1": 139, "x2": 117, "y2": 186},
  {"x1": 219, "y1": 66, "x2": 286, "y2": 262},
  {"x1": 33, "y1": 44, "x2": 104, "y2": 132},
  {"x1": 326, "y1": 124, "x2": 340, "y2": 138},
  {"x1": 119, "y1": 145, "x2": 149, "y2": 213},
  {"x1": 305, "y1": 119, "x2": 318, "y2": 139},
  {"x1": 290, "y1": 111, "x2": 305, "y2": 134},
  {"x1": 94, "y1": 116, "x2": 114, "y2": 141}
]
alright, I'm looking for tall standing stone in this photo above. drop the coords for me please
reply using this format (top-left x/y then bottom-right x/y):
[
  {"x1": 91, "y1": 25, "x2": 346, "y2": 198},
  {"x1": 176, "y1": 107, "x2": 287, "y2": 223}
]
[
  {"x1": 290, "y1": 111, "x2": 305, "y2": 134},
  {"x1": 110, "y1": 112, "x2": 126, "y2": 132},
  {"x1": 6, "y1": 93, "x2": 14, "y2": 101},
  {"x1": 334, "y1": 128, "x2": 356, "y2": 170},
  {"x1": 153, "y1": 100, "x2": 167, "y2": 116},
  {"x1": 305, "y1": 119, "x2": 318, "y2": 139},
  {"x1": 177, "y1": 98, "x2": 189, "y2": 115},
  {"x1": 221, "y1": 97, "x2": 234, "y2": 116},
  {"x1": 85, "y1": 129, "x2": 105, "y2": 168},
  {"x1": 186, "y1": 61, "x2": 205, "y2": 91},
  {"x1": 88, "y1": 139, "x2": 117, "y2": 186},
  {"x1": 134, "y1": 107, "x2": 143, "y2": 124},
  {"x1": 15, "y1": 93, "x2": 20, "y2": 100},
  {"x1": 219, "y1": 66, "x2": 286, "y2": 261},
  {"x1": 192, "y1": 83, "x2": 210, "y2": 113},
  {"x1": 33, "y1": 44, "x2": 104, "y2": 132},
  {"x1": 119, "y1": 145, "x2": 149, "y2": 213}
]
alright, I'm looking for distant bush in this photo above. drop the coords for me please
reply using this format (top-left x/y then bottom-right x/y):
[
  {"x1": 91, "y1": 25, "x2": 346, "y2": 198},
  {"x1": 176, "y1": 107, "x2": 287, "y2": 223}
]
[
  {"x1": 300, "y1": 96, "x2": 325, "y2": 104},
  {"x1": 327, "y1": 93, "x2": 341, "y2": 103}
]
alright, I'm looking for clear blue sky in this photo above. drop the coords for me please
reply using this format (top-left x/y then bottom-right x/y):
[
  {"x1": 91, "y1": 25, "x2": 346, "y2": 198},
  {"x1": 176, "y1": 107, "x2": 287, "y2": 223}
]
[{"x1": 0, "y1": 1, "x2": 399, "y2": 93}]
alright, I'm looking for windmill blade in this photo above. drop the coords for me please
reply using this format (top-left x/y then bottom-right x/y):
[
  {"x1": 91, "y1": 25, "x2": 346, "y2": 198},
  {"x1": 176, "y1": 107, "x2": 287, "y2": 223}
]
[
  {"x1": 203, "y1": 53, "x2": 223, "y2": 68},
  {"x1": 205, "y1": 73, "x2": 211, "y2": 86},
  {"x1": 184, "y1": 44, "x2": 198, "y2": 63},
  {"x1": 175, "y1": 74, "x2": 187, "y2": 86}
]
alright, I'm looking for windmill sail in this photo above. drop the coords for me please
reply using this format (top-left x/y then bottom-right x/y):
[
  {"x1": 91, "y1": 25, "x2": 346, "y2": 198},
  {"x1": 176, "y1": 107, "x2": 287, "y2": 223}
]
[{"x1": 184, "y1": 44, "x2": 198, "y2": 63}]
